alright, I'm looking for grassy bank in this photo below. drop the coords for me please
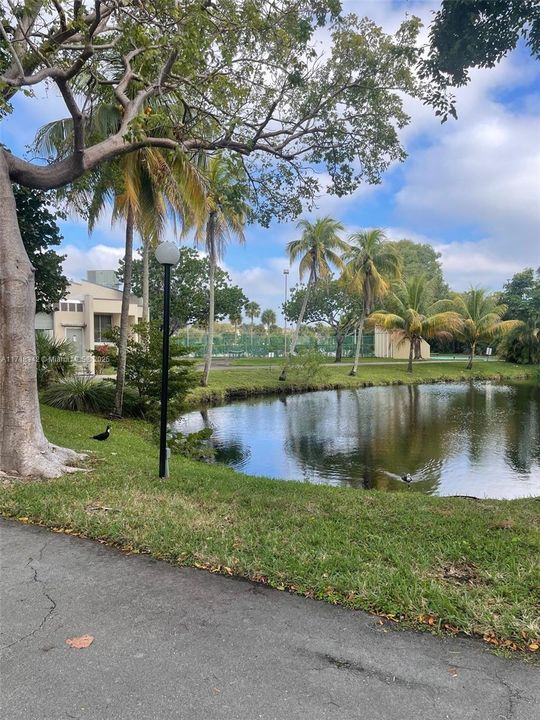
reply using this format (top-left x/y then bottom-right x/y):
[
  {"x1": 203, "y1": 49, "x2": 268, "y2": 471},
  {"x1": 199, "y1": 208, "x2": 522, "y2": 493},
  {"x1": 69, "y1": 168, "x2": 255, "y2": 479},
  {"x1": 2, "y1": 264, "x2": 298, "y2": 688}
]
[
  {"x1": 187, "y1": 360, "x2": 537, "y2": 407},
  {"x1": 1, "y1": 405, "x2": 538, "y2": 654}
]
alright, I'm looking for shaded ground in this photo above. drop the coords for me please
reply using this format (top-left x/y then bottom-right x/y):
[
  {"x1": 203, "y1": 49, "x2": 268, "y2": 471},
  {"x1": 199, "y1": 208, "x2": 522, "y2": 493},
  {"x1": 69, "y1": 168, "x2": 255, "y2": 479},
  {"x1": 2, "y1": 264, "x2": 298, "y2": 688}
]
[{"x1": 1, "y1": 519, "x2": 538, "y2": 720}]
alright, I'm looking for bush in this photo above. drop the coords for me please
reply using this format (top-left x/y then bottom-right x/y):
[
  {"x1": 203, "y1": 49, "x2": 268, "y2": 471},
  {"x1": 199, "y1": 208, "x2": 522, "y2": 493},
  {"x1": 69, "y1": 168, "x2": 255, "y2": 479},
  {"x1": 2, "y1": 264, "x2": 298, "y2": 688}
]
[
  {"x1": 285, "y1": 349, "x2": 330, "y2": 384},
  {"x1": 42, "y1": 377, "x2": 145, "y2": 416},
  {"x1": 91, "y1": 343, "x2": 118, "y2": 373},
  {"x1": 35, "y1": 331, "x2": 77, "y2": 388}
]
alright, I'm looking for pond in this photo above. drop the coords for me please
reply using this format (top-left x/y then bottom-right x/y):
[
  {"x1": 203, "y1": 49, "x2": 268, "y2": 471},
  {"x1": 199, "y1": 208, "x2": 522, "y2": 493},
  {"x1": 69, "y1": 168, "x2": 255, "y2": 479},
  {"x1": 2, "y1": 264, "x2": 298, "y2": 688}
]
[{"x1": 177, "y1": 382, "x2": 540, "y2": 499}]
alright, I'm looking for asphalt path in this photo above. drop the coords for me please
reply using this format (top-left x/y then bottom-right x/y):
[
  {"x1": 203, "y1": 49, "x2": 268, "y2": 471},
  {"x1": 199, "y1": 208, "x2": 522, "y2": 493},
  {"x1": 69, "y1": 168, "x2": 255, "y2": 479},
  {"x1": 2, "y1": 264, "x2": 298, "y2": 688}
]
[{"x1": 1, "y1": 519, "x2": 538, "y2": 720}]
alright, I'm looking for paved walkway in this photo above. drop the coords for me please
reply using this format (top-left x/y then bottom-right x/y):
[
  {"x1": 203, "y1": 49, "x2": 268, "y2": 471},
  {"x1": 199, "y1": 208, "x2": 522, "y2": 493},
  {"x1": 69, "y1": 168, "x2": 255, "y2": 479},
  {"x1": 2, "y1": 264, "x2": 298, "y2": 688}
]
[{"x1": 1, "y1": 519, "x2": 538, "y2": 720}]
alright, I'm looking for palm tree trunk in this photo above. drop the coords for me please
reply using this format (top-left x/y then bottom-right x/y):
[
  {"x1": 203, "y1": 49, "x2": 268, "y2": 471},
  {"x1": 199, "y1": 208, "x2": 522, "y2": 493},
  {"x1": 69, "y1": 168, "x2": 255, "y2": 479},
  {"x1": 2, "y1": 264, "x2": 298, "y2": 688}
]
[
  {"x1": 414, "y1": 337, "x2": 423, "y2": 360},
  {"x1": 142, "y1": 238, "x2": 150, "y2": 324},
  {"x1": 349, "y1": 314, "x2": 366, "y2": 376},
  {"x1": 279, "y1": 266, "x2": 315, "y2": 381},
  {"x1": 467, "y1": 341, "x2": 476, "y2": 370},
  {"x1": 201, "y1": 212, "x2": 216, "y2": 387},
  {"x1": 113, "y1": 205, "x2": 134, "y2": 417},
  {"x1": 407, "y1": 336, "x2": 414, "y2": 373}
]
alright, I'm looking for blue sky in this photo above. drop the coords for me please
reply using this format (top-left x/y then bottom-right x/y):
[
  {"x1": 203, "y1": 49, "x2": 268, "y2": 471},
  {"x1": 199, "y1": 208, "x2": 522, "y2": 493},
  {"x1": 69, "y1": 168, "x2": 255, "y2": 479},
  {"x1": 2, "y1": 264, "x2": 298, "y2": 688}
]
[{"x1": 2, "y1": 1, "x2": 539, "y2": 318}]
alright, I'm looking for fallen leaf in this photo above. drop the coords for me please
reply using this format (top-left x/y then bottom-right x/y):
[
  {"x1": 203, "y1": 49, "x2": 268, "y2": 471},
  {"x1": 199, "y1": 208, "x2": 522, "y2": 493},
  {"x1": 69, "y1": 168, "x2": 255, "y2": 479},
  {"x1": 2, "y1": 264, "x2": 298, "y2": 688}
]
[
  {"x1": 448, "y1": 666, "x2": 458, "y2": 677},
  {"x1": 528, "y1": 642, "x2": 539, "y2": 652},
  {"x1": 66, "y1": 634, "x2": 94, "y2": 649}
]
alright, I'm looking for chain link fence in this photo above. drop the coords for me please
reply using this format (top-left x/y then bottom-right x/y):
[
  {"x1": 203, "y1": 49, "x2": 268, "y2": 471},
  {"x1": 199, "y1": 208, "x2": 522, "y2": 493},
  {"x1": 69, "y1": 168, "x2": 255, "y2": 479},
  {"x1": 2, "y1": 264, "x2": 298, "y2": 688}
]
[{"x1": 173, "y1": 332, "x2": 375, "y2": 359}]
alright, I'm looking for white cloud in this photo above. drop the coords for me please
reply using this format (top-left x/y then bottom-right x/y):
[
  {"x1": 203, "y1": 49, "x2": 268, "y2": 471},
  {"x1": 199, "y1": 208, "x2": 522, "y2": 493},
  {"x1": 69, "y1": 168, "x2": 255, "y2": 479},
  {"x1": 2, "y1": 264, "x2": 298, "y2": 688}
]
[{"x1": 62, "y1": 244, "x2": 124, "y2": 280}]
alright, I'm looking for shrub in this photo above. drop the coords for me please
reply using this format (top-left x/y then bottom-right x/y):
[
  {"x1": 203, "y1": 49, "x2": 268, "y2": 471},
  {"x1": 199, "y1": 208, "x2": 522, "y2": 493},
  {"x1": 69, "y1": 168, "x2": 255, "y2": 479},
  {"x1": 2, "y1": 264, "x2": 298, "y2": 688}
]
[
  {"x1": 285, "y1": 349, "x2": 330, "y2": 384},
  {"x1": 42, "y1": 377, "x2": 145, "y2": 416},
  {"x1": 35, "y1": 331, "x2": 77, "y2": 388}
]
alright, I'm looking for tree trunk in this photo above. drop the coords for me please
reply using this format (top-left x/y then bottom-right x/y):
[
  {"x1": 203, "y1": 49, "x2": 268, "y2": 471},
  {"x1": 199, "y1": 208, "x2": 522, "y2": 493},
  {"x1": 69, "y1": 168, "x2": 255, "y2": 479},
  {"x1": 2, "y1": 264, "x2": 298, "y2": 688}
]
[
  {"x1": 142, "y1": 238, "x2": 150, "y2": 323},
  {"x1": 279, "y1": 266, "x2": 315, "y2": 381},
  {"x1": 113, "y1": 205, "x2": 134, "y2": 417},
  {"x1": 335, "y1": 334, "x2": 344, "y2": 363},
  {"x1": 0, "y1": 152, "x2": 84, "y2": 477},
  {"x1": 349, "y1": 315, "x2": 366, "y2": 376},
  {"x1": 407, "y1": 336, "x2": 414, "y2": 373},
  {"x1": 414, "y1": 337, "x2": 423, "y2": 360},
  {"x1": 467, "y1": 341, "x2": 476, "y2": 370},
  {"x1": 201, "y1": 212, "x2": 216, "y2": 387}
]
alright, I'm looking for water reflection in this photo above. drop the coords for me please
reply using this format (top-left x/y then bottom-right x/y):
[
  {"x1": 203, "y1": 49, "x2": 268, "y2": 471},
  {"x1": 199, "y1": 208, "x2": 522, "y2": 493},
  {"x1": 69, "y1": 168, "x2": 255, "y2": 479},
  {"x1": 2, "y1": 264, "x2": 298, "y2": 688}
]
[{"x1": 177, "y1": 382, "x2": 540, "y2": 499}]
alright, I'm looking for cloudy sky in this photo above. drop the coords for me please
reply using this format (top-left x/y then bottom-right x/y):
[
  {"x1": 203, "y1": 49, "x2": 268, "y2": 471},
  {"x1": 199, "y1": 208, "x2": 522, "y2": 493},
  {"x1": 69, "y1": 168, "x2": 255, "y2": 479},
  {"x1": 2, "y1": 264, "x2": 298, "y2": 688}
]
[{"x1": 2, "y1": 0, "x2": 539, "y2": 318}]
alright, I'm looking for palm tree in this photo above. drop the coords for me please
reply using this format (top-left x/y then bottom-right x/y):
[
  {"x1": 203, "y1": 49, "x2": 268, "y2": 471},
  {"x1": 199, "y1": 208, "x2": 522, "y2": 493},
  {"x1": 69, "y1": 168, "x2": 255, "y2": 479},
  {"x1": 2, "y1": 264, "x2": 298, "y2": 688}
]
[
  {"x1": 261, "y1": 309, "x2": 276, "y2": 331},
  {"x1": 368, "y1": 276, "x2": 462, "y2": 373},
  {"x1": 246, "y1": 301, "x2": 261, "y2": 345},
  {"x1": 449, "y1": 289, "x2": 522, "y2": 369},
  {"x1": 342, "y1": 229, "x2": 401, "y2": 376},
  {"x1": 196, "y1": 154, "x2": 248, "y2": 387},
  {"x1": 279, "y1": 216, "x2": 347, "y2": 381},
  {"x1": 36, "y1": 107, "x2": 206, "y2": 415}
]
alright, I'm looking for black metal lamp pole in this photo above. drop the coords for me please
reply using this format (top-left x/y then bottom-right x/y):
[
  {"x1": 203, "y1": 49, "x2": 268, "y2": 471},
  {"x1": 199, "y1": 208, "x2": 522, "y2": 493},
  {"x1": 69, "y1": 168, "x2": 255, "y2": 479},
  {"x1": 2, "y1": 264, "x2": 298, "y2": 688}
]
[
  {"x1": 159, "y1": 262, "x2": 172, "y2": 478},
  {"x1": 155, "y1": 242, "x2": 180, "y2": 479}
]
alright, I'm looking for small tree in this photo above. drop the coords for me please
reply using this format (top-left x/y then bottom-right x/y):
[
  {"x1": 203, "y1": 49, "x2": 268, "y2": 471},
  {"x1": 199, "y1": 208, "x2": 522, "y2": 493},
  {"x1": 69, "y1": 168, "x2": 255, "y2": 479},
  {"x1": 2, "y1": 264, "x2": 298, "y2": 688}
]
[
  {"x1": 369, "y1": 276, "x2": 462, "y2": 373},
  {"x1": 448, "y1": 289, "x2": 522, "y2": 369}
]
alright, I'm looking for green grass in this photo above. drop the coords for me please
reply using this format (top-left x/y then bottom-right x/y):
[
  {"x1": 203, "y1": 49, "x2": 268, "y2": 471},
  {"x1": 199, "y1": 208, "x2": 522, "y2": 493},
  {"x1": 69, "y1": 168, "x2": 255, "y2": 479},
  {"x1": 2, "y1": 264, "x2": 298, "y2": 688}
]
[
  {"x1": 1, "y1": 404, "x2": 539, "y2": 655},
  {"x1": 188, "y1": 360, "x2": 537, "y2": 407}
]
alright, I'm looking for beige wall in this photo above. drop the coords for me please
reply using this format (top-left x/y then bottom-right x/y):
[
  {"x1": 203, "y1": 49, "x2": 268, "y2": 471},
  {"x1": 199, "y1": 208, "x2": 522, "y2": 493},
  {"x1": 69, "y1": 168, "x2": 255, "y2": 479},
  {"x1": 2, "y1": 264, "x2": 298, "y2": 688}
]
[
  {"x1": 374, "y1": 327, "x2": 430, "y2": 360},
  {"x1": 37, "y1": 279, "x2": 143, "y2": 373}
]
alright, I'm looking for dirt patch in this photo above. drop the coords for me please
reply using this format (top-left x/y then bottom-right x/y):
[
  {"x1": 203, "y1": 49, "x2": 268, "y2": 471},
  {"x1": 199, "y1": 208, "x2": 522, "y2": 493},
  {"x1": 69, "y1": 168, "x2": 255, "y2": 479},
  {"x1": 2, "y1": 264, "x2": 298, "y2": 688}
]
[{"x1": 435, "y1": 560, "x2": 486, "y2": 586}]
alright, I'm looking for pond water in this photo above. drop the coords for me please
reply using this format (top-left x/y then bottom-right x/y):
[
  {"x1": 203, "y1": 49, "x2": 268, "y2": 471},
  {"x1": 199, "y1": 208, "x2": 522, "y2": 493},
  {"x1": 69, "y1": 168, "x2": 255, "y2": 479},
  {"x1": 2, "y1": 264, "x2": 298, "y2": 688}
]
[{"x1": 177, "y1": 382, "x2": 540, "y2": 499}]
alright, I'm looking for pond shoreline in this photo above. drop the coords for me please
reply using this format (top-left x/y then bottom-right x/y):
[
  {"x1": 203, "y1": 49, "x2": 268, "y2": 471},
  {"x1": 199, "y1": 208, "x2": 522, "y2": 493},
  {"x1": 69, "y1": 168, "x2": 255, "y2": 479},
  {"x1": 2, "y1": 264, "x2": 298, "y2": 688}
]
[{"x1": 185, "y1": 361, "x2": 537, "y2": 409}]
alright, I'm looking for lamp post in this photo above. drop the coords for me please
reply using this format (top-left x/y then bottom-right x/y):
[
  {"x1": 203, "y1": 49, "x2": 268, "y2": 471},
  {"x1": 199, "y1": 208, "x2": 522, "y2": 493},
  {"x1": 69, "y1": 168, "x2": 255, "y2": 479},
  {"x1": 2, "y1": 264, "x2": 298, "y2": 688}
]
[
  {"x1": 155, "y1": 241, "x2": 180, "y2": 478},
  {"x1": 283, "y1": 268, "x2": 289, "y2": 358}
]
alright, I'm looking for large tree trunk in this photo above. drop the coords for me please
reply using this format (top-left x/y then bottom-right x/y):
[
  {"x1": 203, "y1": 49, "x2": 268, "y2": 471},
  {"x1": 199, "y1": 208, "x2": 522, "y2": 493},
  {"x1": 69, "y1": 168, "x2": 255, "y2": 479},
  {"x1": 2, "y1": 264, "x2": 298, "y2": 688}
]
[
  {"x1": 335, "y1": 333, "x2": 344, "y2": 363},
  {"x1": 113, "y1": 205, "x2": 135, "y2": 417},
  {"x1": 279, "y1": 266, "x2": 315, "y2": 381},
  {"x1": 0, "y1": 153, "x2": 84, "y2": 477},
  {"x1": 201, "y1": 212, "x2": 216, "y2": 387},
  {"x1": 414, "y1": 337, "x2": 423, "y2": 360},
  {"x1": 142, "y1": 238, "x2": 150, "y2": 323},
  {"x1": 349, "y1": 315, "x2": 366, "y2": 376}
]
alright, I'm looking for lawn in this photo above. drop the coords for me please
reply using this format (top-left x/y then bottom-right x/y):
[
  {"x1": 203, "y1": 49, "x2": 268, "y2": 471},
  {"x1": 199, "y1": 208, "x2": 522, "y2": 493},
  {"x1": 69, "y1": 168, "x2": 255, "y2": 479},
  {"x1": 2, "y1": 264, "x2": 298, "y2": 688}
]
[
  {"x1": 187, "y1": 359, "x2": 537, "y2": 407},
  {"x1": 1, "y1": 403, "x2": 538, "y2": 655}
]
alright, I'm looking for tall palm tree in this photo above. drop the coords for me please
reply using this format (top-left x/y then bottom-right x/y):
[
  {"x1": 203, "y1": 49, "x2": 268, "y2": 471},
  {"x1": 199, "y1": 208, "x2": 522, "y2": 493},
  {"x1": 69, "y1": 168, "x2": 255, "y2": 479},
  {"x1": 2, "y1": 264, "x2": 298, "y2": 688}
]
[
  {"x1": 261, "y1": 309, "x2": 276, "y2": 330},
  {"x1": 368, "y1": 276, "x2": 462, "y2": 373},
  {"x1": 279, "y1": 216, "x2": 347, "y2": 381},
  {"x1": 342, "y1": 229, "x2": 401, "y2": 376},
  {"x1": 36, "y1": 108, "x2": 206, "y2": 414},
  {"x1": 448, "y1": 289, "x2": 522, "y2": 369},
  {"x1": 196, "y1": 154, "x2": 248, "y2": 387},
  {"x1": 246, "y1": 301, "x2": 261, "y2": 345}
]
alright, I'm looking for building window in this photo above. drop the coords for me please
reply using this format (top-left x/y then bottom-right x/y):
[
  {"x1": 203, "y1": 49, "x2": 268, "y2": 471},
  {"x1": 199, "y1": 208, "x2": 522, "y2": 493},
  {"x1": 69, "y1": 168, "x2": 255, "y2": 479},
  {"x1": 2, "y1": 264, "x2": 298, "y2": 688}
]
[
  {"x1": 94, "y1": 315, "x2": 112, "y2": 342},
  {"x1": 60, "y1": 301, "x2": 83, "y2": 312}
]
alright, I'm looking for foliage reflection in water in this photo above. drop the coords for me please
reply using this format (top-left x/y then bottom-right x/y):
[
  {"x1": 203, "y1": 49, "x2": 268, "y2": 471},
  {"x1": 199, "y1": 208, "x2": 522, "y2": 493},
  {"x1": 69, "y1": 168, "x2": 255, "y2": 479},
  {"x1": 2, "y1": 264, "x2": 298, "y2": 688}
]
[{"x1": 177, "y1": 382, "x2": 540, "y2": 498}]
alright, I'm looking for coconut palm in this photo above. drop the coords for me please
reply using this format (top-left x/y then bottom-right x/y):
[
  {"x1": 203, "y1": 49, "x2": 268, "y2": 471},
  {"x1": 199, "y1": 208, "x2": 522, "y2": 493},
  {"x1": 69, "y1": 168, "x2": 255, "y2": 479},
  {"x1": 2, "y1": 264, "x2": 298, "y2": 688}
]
[
  {"x1": 246, "y1": 301, "x2": 261, "y2": 345},
  {"x1": 279, "y1": 216, "x2": 347, "y2": 380},
  {"x1": 261, "y1": 309, "x2": 277, "y2": 330},
  {"x1": 368, "y1": 276, "x2": 463, "y2": 373},
  {"x1": 196, "y1": 154, "x2": 248, "y2": 387},
  {"x1": 448, "y1": 289, "x2": 522, "y2": 369},
  {"x1": 342, "y1": 229, "x2": 401, "y2": 376}
]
